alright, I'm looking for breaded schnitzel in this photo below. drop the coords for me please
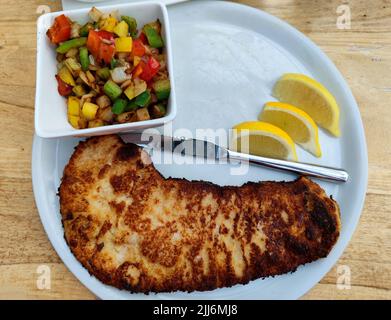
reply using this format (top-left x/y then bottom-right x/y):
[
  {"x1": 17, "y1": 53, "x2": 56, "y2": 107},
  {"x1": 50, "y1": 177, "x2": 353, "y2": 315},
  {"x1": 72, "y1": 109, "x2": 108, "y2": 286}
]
[{"x1": 59, "y1": 135, "x2": 340, "y2": 293}]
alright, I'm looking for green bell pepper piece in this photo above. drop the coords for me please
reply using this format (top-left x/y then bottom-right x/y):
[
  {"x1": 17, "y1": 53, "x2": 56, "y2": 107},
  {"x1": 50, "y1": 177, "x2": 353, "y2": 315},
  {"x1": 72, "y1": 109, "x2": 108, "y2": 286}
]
[
  {"x1": 135, "y1": 91, "x2": 151, "y2": 107},
  {"x1": 112, "y1": 98, "x2": 128, "y2": 115},
  {"x1": 143, "y1": 25, "x2": 163, "y2": 48},
  {"x1": 121, "y1": 16, "x2": 138, "y2": 38},
  {"x1": 152, "y1": 79, "x2": 170, "y2": 100},
  {"x1": 125, "y1": 99, "x2": 138, "y2": 112}
]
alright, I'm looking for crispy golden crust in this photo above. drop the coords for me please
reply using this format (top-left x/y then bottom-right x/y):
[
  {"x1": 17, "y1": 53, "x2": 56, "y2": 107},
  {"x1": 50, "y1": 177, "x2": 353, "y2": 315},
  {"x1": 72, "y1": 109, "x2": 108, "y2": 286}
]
[{"x1": 59, "y1": 135, "x2": 341, "y2": 293}]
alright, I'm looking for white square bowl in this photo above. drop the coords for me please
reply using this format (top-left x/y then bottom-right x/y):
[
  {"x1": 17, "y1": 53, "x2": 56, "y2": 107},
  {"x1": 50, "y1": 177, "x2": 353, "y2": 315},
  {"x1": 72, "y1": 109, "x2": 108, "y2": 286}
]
[{"x1": 35, "y1": 1, "x2": 176, "y2": 138}]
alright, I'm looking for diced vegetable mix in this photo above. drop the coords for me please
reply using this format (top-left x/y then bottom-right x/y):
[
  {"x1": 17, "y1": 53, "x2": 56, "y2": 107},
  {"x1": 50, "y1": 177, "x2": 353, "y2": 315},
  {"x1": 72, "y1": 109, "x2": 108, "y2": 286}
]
[{"x1": 47, "y1": 7, "x2": 170, "y2": 129}]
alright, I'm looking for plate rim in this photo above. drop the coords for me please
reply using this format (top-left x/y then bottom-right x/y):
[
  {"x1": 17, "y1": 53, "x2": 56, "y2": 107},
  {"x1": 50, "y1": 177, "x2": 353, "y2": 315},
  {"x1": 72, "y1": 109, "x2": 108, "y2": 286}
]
[{"x1": 32, "y1": 0, "x2": 368, "y2": 300}]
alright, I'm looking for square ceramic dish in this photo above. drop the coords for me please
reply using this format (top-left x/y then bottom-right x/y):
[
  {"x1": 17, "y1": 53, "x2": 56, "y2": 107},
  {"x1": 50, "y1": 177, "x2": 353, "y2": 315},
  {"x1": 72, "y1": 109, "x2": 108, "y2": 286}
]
[{"x1": 35, "y1": 1, "x2": 176, "y2": 138}]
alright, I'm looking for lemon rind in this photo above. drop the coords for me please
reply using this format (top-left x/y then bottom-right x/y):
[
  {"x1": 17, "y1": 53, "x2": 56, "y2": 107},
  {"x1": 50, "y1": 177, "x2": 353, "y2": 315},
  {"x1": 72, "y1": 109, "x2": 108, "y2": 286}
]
[
  {"x1": 273, "y1": 73, "x2": 340, "y2": 137},
  {"x1": 232, "y1": 121, "x2": 298, "y2": 161},
  {"x1": 261, "y1": 102, "x2": 322, "y2": 157}
]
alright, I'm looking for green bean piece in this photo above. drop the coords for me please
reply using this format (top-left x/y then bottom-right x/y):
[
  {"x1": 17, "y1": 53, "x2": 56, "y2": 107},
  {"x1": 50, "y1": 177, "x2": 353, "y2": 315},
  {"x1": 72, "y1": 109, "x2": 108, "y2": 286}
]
[
  {"x1": 79, "y1": 47, "x2": 89, "y2": 71},
  {"x1": 56, "y1": 37, "x2": 87, "y2": 54}
]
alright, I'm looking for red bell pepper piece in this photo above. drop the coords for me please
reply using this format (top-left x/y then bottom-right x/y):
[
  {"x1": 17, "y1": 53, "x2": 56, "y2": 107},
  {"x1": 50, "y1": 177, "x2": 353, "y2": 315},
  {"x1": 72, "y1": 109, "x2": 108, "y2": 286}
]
[
  {"x1": 139, "y1": 57, "x2": 160, "y2": 81},
  {"x1": 46, "y1": 14, "x2": 71, "y2": 44},
  {"x1": 87, "y1": 30, "x2": 115, "y2": 65},
  {"x1": 99, "y1": 44, "x2": 116, "y2": 65},
  {"x1": 87, "y1": 30, "x2": 100, "y2": 56},
  {"x1": 132, "y1": 39, "x2": 145, "y2": 57},
  {"x1": 97, "y1": 30, "x2": 115, "y2": 41},
  {"x1": 138, "y1": 32, "x2": 148, "y2": 45},
  {"x1": 55, "y1": 75, "x2": 72, "y2": 96}
]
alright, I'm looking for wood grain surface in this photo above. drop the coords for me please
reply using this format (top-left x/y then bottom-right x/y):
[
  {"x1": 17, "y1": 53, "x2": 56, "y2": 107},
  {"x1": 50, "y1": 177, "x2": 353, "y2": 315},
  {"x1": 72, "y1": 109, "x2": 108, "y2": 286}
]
[{"x1": 0, "y1": 0, "x2": 389, "y2": 300}]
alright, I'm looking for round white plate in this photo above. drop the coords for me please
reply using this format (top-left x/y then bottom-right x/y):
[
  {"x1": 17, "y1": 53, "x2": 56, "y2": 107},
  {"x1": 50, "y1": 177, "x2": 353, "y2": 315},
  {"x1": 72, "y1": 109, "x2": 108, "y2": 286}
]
[{"x1": 32, "y1": 0, "x2": 367, "y2": 299}]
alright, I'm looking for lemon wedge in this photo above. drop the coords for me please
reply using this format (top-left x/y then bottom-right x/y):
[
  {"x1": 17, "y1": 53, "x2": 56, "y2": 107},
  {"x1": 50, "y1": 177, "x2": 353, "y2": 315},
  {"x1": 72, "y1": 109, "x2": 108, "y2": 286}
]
[
  {"x1": 259, "y1": 101, "x2": 322, "y2": 157},
  {"x1": 231, "y1": 121, "x2": 298, "y2": 161},
  {"x1": 273, "y1": 73, "x2": 340, "y2": 136}
]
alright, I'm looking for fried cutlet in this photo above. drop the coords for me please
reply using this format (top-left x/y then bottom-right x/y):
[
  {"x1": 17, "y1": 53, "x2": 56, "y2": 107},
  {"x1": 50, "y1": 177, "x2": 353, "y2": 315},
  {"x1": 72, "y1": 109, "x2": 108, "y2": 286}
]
[{"x1": 59, "y1": 135, "x2": 341, "y2": 293}]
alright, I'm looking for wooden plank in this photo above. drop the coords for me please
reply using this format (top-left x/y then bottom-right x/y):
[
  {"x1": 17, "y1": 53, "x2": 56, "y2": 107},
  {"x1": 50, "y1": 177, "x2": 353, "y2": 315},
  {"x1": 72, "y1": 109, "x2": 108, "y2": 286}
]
[{"x1": 0, "y1": 263, "x2": 94, "y2": 300}]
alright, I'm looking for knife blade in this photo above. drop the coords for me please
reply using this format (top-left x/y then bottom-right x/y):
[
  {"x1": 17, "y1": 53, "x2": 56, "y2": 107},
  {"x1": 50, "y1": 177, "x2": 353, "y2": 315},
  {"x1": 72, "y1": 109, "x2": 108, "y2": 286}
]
[
  {"x1": 120, "y1": 132, "x2": 349, "y2": 182},
  {"x1": 120, "y1": 132, "x2": 228, "y2": 161}
]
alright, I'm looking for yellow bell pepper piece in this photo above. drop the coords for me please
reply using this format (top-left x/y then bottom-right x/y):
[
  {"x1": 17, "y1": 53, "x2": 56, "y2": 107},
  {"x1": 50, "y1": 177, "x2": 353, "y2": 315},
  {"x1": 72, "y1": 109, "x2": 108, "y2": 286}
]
[
  {"x1": 133, "y1": 56, "x2": 141, "y2": 67},
  {"x1": 124, "y1": 83, "x2": 135, "y2": 100},
  {"x1": 115, "y1": 37, "x2": 133, "y2": 53},
  {"x1": 68, "y1": 115, "x2": 80, "y2": 129},
  {"x1": 88, "y1": 119, "x2": 104, "y2": 128},
  {"x1": 100, "y1": 16, "x2": 118, "y2": 32},
  {"x1": 82, "y1": 102, "x2": 99, "y2": 121},
  {"x1": 58, "y1": 66, "x2": 75, "y2": 86},
  {"x1": 67, "y1": 96, "x2": 80, "y2": 116},
  {"x1": 113, "y1": 21, "x2": 129, "y2": 38}
]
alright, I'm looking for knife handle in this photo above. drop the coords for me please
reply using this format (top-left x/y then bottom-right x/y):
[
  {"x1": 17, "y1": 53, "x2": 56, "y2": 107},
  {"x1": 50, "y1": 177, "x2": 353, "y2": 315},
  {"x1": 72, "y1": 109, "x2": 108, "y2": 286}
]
[{"x1": 227, "y1": 150, "x2": 349, "y2": 182}]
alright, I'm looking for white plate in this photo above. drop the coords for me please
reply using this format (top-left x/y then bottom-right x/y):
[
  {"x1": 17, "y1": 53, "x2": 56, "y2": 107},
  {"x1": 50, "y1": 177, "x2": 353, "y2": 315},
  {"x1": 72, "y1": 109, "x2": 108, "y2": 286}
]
[{"x1": 32, "y1": 0, "x2": 368, "y2": 299}]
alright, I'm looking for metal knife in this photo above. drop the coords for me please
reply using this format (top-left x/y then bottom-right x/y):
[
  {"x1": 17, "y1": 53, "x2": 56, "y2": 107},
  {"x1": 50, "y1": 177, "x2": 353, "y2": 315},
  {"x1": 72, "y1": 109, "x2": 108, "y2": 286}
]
[{"x1": 120, "y1": 132, "x2": 349, "y2": 182}]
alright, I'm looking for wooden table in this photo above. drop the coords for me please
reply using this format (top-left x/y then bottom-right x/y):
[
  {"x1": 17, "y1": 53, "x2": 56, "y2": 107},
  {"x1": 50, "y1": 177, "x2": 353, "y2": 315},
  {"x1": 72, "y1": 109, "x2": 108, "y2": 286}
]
[{"x1": 0, "y1": 0, "x2": 389, "y2": 300}]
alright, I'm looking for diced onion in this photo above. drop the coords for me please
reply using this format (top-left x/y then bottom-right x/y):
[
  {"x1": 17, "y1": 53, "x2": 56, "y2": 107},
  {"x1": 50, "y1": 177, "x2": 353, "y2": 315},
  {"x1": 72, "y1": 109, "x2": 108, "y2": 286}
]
[
  {"x1": 96, "y1": 95, "x2": 111, "y2": 108},
  {"x1": 88, "y1": 7, "x2": 103, "y2": 22},
  {"x1": 71, "y1": 23, "x2": 81, "y2": 39},
  {"x1": 89, "y1": 54, "x2": 96, "y2": 66},
  {"x1": 110, "y1": 67, "x2": 131, "y2": 84}
]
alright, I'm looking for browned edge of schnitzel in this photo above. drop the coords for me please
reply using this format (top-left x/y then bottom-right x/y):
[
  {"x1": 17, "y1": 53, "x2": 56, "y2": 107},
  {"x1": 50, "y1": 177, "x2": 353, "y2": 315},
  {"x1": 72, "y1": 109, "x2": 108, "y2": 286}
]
[{"x1": 59, "y1": 135, "x2": 341, "y2": 293}]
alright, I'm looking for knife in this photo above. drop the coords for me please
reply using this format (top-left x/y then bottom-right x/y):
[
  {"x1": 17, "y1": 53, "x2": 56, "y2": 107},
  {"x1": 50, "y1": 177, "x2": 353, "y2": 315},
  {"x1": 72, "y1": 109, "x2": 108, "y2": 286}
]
[{"x1": 120, "y1": 132, "x2": 349, "y2": 182}]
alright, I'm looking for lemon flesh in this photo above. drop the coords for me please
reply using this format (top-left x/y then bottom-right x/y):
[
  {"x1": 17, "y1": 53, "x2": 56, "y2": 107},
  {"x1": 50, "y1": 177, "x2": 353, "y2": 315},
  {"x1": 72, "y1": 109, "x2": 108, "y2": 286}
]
[
  {"x1": 231, "y1": 121, "x2": 298, "y2": 161},
  {"x1": 259, "y1": 101, "x2": 322, "y2": 157},
  {"x1": 273, "y1": 73, "x2": 340, "y2": 136}
]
